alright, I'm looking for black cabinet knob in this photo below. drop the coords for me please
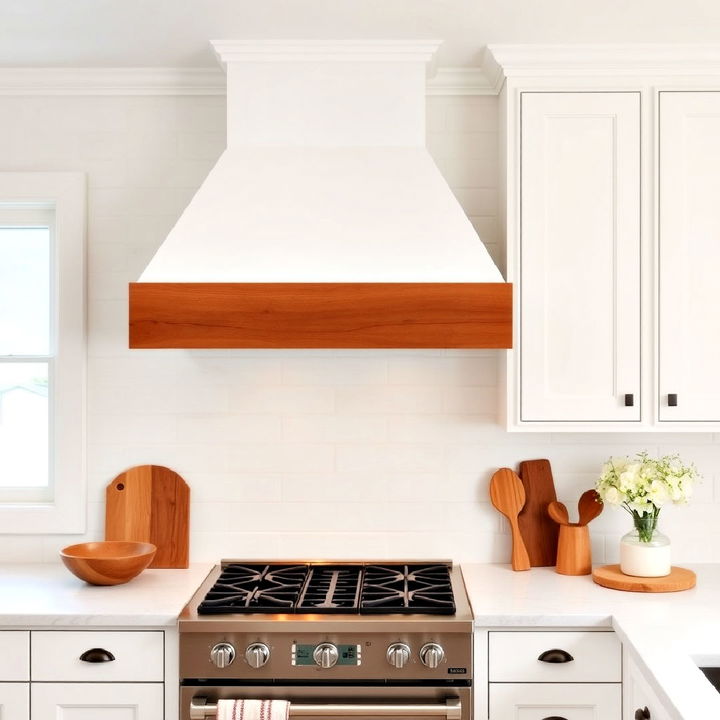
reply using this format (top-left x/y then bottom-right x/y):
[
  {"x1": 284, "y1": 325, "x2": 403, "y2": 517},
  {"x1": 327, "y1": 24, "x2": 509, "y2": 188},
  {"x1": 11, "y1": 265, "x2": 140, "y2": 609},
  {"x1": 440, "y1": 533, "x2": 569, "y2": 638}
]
[
  {"x1": 668, "y1": 394, "x2": 678, "y2": 407},
  {"x1": 538, "y1": 648, "x2": 574, "y2": 664},
  {"x1": 79, "y1": 648, "x2": 115, "y2": 663},
  {"x1": 624, "y1": 393, "x2": 634, "y2": 407},
  {"x1": 635, "y1": 707, "x2": 651, "y2": 720}
]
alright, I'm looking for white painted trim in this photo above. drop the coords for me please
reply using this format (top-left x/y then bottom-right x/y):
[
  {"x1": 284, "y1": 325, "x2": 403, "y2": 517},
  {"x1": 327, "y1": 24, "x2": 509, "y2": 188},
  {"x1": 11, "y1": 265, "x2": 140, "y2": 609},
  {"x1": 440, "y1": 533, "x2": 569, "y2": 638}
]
[
  {"x1": 427, "y1": 68, "x2": 495, "y2": 95},
  {"x1": 0, "y1": 172, "x2": 86, "y2": 534},
  {"x1": 487, "y1": 44, "x2": 720, "y2": 80},
  {"x1": 211, "y1": 39, "x2": 442, "y2": 66},
  {"x1": 0, "y1": 68, "x2": 226, "y2": 96},
  {"x1": 0, "y1": 65, "x2": 493, "y2": 97}
]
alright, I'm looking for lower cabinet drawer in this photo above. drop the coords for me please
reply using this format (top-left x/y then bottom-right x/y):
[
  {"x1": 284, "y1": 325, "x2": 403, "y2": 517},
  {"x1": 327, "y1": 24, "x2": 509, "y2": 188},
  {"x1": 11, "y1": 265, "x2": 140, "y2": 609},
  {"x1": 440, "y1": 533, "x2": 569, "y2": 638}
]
[
  {"x1": 31, "y1": 631, "x2": 164, "y2": 682},
  {"x1": 489, "y1": 683, "x2": 622, "y2": 719},
  {"x1": 31, "y1": 682, "x2": 164, "y2": 719},
  {"x1": 0, "y1": 631, "x2": 30, "y2": 681},
  {"x1": 489, "y1": 631, "x2": 621, "y2": 682}
]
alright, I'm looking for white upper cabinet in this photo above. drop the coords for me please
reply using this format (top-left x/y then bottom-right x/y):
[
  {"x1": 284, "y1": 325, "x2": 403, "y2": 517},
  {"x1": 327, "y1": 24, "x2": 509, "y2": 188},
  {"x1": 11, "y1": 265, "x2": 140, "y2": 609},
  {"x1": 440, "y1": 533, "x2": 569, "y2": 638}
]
[
  {"x1": 520, "y1": 92, "x2": 641, "y2": 423},
  {"x1": 492, "y1": 45, "x2": 720, "y2": 430},
  {"x1": 658, "y1": 91, "x2": 720, "y2": 422}
]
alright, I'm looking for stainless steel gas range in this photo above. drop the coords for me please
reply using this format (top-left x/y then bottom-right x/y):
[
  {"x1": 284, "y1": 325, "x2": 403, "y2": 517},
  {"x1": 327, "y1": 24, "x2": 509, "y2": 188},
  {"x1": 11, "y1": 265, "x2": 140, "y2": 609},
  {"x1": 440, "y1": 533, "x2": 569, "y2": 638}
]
[{"x1": 179, "y1": 561, "x2": 473, "y2": 720}]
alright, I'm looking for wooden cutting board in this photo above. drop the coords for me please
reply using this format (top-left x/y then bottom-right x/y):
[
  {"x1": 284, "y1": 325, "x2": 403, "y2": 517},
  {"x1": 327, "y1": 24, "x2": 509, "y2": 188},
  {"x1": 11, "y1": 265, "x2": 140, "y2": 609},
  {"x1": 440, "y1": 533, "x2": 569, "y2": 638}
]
[
  {"x1": 105, "y1": 465, "x2": 190, "y2": 569},
  {"x1": 518, "y1": 459, "x2": 559, "y2": 567},
  {"x1": 592, "y1": 565, "x2": 696, "y2": 593}
]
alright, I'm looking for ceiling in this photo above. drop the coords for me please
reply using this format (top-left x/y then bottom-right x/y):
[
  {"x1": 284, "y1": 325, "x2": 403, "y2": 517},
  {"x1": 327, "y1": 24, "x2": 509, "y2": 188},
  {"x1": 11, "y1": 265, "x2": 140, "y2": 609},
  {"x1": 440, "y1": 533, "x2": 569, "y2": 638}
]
[{"x1": 2, "y1": 0, "x2": 720, "y2": 69}]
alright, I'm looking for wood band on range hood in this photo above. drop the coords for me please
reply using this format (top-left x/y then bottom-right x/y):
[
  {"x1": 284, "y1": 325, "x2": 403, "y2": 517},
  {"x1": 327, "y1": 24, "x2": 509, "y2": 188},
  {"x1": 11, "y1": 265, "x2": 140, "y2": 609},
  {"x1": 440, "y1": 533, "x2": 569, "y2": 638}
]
[{"x1": 128, "y1": 282, "x2": 513, "y2": 349}]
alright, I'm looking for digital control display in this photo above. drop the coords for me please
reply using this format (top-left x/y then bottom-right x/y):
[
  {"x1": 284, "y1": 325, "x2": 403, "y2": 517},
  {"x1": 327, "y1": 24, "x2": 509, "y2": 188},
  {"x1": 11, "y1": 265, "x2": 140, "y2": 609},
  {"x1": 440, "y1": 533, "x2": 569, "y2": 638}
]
[{"x1": 292, "y1": 644, "x2": 361, "y2": 666}]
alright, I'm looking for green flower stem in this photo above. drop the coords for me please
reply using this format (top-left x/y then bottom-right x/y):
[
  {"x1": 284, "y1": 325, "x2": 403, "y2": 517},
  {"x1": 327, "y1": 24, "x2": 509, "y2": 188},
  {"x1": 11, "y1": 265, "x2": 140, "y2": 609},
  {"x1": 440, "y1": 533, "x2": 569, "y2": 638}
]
[{"x1": 630, "y1": 508, "x2": 660, "y2": 543}]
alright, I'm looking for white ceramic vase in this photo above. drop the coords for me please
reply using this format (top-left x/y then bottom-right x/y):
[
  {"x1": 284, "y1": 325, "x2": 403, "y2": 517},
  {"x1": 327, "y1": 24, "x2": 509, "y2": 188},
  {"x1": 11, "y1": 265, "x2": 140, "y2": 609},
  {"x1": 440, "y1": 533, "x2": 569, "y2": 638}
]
[{"x1": 620, "y1": 515, "x2": 671, "y2": 577}]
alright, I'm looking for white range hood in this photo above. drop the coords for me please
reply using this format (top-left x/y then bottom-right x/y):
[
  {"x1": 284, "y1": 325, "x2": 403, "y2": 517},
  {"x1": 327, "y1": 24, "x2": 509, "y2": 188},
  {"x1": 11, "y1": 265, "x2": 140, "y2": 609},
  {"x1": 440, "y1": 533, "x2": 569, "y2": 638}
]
[{"x1": 130, "y1": 40, "x2": 511, "y2": 349}]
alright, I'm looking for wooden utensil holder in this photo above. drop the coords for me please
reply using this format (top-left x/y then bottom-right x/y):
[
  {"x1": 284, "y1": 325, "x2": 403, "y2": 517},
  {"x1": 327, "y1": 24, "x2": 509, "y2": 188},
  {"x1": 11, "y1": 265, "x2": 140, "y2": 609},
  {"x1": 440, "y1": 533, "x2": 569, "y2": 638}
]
[{"x1": 556, "y1": 524, "x2": 591, "y2": 576}]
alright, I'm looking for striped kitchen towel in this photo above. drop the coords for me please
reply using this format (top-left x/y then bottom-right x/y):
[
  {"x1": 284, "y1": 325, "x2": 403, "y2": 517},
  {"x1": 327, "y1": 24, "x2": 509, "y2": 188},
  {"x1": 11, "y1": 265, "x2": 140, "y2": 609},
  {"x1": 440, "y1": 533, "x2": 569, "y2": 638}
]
[{"x1": 217, "y1": 699, "x2": 290, "y2": 720}]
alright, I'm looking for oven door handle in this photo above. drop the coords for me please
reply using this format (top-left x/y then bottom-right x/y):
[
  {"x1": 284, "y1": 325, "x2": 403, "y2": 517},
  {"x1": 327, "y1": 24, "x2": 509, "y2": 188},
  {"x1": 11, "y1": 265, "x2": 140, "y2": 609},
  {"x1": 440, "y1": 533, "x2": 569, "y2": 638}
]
[{"x1": 190, "y1": 698, "x2": 462, "y2": 720}]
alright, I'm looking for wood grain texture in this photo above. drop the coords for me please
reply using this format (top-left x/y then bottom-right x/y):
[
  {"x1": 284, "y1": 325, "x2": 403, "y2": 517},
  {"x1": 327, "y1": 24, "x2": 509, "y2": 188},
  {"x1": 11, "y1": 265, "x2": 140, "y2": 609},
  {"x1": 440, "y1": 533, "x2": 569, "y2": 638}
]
[
  {"x1": 555, "y1": 524, "x2": 592, "y2": 576},
  {"x1": 517, "y1": 459, "x2": 559, "y2": 567},
  {"x1": 105, "y1": 465, "x2": 190, "y2": 569},
  {"x1": 129, "y1": 282, "x2": 513, "y2": 349},
  {"x1": 577, "y1": 489, "x2": 603, "y2": 526},
  {"x1": 489, "y1": 468, "x2": 531, "y2": 571},
  {"x1": 60, "y1": 541, "x2": 157, "y2": 586},
  {"x1": 592, "y1": 564, "x2": 696, "y2": 592}
]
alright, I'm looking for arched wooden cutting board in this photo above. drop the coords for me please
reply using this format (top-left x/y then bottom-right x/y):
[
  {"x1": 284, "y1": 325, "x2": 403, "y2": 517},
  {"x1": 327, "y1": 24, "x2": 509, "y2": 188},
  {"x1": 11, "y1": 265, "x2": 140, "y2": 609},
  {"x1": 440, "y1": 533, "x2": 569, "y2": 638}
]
[{"x1": 105, "y1": 465, "x2": 189, "y2": 569}]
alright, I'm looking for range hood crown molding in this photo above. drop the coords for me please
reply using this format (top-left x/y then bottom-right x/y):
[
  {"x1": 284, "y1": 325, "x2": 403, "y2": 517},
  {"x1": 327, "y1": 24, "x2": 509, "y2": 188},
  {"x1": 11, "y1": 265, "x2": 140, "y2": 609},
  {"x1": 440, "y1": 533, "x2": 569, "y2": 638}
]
[{"x1": 211, "y1": 38, "x2": 443, "y2": 68}]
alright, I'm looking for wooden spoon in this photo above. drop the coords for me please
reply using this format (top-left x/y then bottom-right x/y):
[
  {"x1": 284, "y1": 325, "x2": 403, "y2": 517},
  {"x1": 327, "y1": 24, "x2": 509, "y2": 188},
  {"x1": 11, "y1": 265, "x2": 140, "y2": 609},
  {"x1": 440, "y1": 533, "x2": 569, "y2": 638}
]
[
  {"x1": 577, "y1": 489, "x2": 603, "y2": 526},
  {"x1": 547, "y1": 501, "x2": 570, "y2": 526},
  {"x1": 489, "y1": 468, "x2": 531, "y2": 571}
]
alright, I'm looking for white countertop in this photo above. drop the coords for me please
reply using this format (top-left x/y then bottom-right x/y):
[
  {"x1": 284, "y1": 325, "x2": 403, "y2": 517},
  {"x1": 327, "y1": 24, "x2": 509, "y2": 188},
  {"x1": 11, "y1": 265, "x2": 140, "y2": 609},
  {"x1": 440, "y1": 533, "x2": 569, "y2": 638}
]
[
  {"x1": 0, "y1": 562, "x2": 213, "y2": 627},
  {"x1": 462, "y1": 563, "x2": 720, "y2": 720},
  {"x1": 1, "y1": 560, "x2": 718, "y2": 718}
]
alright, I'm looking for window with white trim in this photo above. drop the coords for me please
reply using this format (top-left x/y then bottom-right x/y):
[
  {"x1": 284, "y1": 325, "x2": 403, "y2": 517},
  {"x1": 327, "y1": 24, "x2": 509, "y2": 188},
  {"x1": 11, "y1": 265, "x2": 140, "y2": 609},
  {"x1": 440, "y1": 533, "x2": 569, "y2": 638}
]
[{"x1": 0, "y1": 173, "x2": 86, "y2": 533}]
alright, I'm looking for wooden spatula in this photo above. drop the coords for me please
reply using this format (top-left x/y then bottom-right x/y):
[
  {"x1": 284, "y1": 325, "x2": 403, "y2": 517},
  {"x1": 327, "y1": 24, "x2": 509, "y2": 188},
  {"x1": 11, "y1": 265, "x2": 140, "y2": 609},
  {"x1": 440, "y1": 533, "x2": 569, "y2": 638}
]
[
  {"x1": 547, "y1": 501, "x2": 570, "y2": 526},
  {"x1": 577, "y1": 489, "x2": 603, "y2": 526},
  {"x1": 489, "y1": 468, "x2": 531, "y2": 571}
]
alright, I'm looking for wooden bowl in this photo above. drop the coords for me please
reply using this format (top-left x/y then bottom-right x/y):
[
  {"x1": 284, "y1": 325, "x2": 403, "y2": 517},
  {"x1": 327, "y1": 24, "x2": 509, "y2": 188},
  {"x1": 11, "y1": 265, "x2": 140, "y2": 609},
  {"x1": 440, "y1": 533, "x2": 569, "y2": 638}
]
[{"x1": 61, "y1": 541, "x2": 157, "y2": 586}]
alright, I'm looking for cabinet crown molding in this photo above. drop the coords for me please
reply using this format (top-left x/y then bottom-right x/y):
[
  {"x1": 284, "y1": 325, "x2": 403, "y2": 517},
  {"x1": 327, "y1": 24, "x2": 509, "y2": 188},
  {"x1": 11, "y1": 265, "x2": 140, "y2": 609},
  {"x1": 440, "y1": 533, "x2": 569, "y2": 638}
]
[{"x1": 485, "y1": 44, "x2": 720, "y2": 83}]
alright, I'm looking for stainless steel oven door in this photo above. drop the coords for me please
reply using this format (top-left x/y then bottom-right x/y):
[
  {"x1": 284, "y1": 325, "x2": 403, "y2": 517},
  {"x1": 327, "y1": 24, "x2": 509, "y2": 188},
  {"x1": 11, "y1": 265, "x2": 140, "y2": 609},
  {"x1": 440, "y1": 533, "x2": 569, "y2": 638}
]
[{"x1": 182, "y1": 685, "x2": 471, "y2": 720}]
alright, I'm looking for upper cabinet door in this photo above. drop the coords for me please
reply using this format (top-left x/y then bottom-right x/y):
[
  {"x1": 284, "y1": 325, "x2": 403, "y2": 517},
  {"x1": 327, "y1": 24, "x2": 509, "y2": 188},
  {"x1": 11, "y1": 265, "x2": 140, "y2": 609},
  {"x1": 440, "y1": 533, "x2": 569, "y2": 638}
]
[
  {"x1": 520, "y1": 92, "x2": 641, "y2": 423},
  {"x1": 658, "y1": 91, "x2": 720, "y2": 422}
]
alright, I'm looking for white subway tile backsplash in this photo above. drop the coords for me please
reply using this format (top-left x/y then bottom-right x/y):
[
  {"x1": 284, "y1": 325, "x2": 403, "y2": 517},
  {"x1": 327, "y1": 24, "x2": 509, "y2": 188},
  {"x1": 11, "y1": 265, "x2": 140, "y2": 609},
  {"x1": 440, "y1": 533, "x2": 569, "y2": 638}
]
[{"x1": 0, "y1": 91, "x2": 716, "y2": 566}]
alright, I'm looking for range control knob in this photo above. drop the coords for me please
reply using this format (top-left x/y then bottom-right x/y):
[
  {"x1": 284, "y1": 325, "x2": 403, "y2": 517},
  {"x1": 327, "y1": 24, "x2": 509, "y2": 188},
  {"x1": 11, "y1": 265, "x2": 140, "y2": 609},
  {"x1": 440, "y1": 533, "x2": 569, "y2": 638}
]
[
  {"x1": 386, "y1": 643, "x2": 411, "y2": 669},
  {"x1": 313, "y1": 643, "x2": 339, "y2": 669},
  {"x1": 210, "y1": 642, "x2": 236, "y2": 669},
  {"x1": 419, "y1": 643, "x2": 445, "y2": 669},
  {"x1": 245, "y1": 642, "x2": 270, "y2": 669}
]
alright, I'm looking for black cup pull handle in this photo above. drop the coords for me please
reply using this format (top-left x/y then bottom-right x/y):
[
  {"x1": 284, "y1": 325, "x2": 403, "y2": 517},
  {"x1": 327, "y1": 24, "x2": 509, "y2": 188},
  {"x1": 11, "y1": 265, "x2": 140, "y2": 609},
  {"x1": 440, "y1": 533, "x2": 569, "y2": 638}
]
[
  {"x1": 80, "y1": 648, "x2": 116, "y2": 663},
  {"x1": 635, "y1": 708, "x2": 651, "y2": 720},
  {"x1": 538, "y1": 648, "x2": 574, "y2": 664},
  {"x1": 542, "y1": 717, "x2": 569, "y2": 720}
]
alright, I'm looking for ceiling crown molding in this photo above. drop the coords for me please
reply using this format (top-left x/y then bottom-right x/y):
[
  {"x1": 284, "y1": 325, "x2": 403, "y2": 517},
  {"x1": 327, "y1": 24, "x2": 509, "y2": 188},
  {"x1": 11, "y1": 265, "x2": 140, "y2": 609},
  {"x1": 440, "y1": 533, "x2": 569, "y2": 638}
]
[
  {"x1": 0, "y1": 65, "x2": 491, "y2": 96},
  {"x1": 0, "y1": 68, "x2": 227, "y2": 96},
  {"x1": 427, "y1": 68, "x2": 496, "y2": 95}
]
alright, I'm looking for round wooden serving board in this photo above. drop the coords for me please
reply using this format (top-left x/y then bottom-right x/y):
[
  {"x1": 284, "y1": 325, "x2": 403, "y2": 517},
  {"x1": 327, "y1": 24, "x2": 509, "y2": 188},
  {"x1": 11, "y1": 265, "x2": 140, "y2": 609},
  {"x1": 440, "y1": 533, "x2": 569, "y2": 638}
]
[{"x1": 592, "y1": 564, "x2": 696, "y2": 593}]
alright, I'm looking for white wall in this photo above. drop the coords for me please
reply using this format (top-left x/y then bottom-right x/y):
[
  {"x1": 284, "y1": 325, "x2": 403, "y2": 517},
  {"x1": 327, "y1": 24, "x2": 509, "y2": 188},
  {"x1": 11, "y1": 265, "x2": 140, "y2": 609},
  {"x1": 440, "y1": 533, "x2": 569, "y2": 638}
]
[{"x1": 0, "y1": 91, "x2": 717, "y2": 565}]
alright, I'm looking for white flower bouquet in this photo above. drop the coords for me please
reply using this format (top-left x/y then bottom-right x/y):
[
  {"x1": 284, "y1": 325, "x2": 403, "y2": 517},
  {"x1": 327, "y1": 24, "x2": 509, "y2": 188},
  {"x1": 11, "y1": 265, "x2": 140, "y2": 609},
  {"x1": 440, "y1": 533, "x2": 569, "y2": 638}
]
[{"x1": 596, "y1": 452, "x2": 699, "y2": 542}]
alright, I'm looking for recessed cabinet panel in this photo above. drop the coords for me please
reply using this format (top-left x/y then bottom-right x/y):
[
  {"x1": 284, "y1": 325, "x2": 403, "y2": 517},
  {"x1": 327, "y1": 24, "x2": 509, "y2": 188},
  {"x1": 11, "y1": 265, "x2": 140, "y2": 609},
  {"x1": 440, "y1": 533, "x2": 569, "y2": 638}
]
[
  {"x1": 489, "y1": 682, "x2": 622, "y2": 719},
  {"x1": 31, "y1": 683, "x2": 163, "y2": 720},
  {"x1": 520, "y1": 92, "x2": 641, "y2": 422},
  {"x1": 659, "y1": 91, "x2": 720, "y2": 422}
]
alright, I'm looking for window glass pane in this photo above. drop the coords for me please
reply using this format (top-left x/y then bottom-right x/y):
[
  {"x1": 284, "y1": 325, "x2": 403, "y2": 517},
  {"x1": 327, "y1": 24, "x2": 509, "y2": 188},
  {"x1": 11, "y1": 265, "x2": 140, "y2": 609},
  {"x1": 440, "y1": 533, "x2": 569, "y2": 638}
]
[
  {"x1": 0, "y1": 226, "x2": 50, "y2": 355},
  {"x1": 0, "y1": 362, "x2": 49, "y2": 488}
]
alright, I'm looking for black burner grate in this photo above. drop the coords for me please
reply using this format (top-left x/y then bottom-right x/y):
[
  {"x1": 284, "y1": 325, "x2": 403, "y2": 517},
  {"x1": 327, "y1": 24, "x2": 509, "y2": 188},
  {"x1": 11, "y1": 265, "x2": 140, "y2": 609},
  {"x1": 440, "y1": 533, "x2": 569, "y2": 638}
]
[
  {"x1": 197, "y1": 562, "x2": 456, "y2": 615},
  {"x1": 296, "y1": 565, "x2": 363, "y2": 613},
  {"x1": 360, "y1": 564, "x2": 456, "y2": 615},
  {"x1": 197, "y1": 564, "x2": 309, "y2": 614}
]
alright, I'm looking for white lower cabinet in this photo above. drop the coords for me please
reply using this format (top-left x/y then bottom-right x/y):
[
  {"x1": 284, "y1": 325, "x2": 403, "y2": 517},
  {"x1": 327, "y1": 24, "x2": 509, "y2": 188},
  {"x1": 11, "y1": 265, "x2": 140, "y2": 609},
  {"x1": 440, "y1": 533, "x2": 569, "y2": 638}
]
[
  {"x1": 0, "y1": 682, "x2": 30, "y2": 718},
  {"x1": 489, "y1": 682, "x2": 622, "y2": 719},
  {"x1": 486, "y1": 631, "x2": 622, "y2": 719},
  {"x1": 623, "y1": 651, "x2": 672, "y2": 720},
  {"x1": 31, "y1": 682, "x2": 164, "y2": 719}
]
